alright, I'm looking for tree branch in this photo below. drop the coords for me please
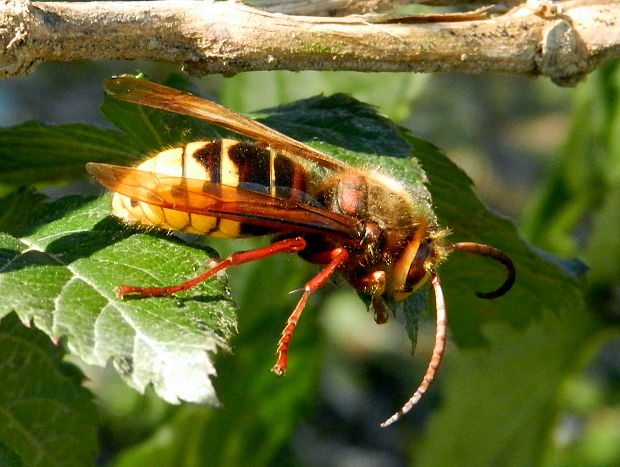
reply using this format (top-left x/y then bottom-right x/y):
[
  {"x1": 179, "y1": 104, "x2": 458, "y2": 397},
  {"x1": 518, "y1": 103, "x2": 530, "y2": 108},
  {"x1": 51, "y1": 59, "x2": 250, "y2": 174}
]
[
  {"x1": 253, "y1": 0, "x2": 511, "y2": 16},
  {"x1": 1, "y1": 0, "x2": 618, "y2": 85}
]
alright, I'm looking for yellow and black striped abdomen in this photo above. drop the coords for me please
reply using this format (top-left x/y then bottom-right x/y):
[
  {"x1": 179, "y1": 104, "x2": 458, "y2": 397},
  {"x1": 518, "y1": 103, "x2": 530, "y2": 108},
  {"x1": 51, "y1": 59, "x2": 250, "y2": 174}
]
[{"x1": 111, "y1": 139, "x2": 306, "y2": 238}]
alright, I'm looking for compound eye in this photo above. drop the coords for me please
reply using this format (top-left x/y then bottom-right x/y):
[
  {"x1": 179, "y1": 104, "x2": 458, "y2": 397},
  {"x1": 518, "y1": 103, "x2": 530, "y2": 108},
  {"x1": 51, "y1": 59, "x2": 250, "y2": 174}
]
[{"x1": 405, "y1": 237, "x2": 434, "y2": 290}]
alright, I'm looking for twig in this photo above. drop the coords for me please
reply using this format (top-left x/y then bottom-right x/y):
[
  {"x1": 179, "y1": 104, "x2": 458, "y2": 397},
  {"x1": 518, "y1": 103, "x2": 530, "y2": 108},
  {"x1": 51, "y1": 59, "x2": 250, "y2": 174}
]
[
  {"x1": 0, "y1": 0, "x2": 618, "y2": 85},
  {"x1": 252, "y1": 0, "x2": 518, "y2": 16}
]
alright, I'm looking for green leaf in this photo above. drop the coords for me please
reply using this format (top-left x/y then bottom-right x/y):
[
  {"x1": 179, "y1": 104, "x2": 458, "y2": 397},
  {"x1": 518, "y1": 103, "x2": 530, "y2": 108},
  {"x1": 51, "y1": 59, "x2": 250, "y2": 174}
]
[
  {"x1": 0, "y1": 313, "x2": 98, "y2": 466},
  {"x1": 260, "y1": 93, "x2": 416, "y2": 159},
  {"x1": 415, "y1": 305, "x2": 599, "y2": 466},
  {"x1": 0, "y1": 192, "x2": 236, "y2": 406},
  {"x1": 0, "y1": 442, "x2": 22, "y2": 467},
  {"x1": 0, "y1": 121, "x2": 137, "y2": 188}
]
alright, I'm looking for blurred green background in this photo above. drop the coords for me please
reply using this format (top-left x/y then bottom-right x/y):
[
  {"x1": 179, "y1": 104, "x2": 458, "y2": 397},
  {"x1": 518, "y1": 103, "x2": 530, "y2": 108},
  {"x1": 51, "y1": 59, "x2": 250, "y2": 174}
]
[{"x1": 1, "y1": 55, "x2": 619, "y2": 466}]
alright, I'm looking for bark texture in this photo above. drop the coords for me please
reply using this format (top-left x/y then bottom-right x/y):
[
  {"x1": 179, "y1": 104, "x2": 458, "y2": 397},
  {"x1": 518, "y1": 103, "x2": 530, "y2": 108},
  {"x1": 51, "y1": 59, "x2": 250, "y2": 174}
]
[{"x1": 0, "y1": 0, "x2": 618, "y2": 85}]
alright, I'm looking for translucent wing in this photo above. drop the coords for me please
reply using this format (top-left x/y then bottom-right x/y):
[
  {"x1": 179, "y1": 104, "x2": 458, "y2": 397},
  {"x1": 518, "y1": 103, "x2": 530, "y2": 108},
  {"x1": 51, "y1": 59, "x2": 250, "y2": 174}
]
[
  {"x1": 86, "y1": 162, "x2": 360, "y2": 238},
  {"x1": 105, "y1": 77, "x2": 351, "y2": 172}
]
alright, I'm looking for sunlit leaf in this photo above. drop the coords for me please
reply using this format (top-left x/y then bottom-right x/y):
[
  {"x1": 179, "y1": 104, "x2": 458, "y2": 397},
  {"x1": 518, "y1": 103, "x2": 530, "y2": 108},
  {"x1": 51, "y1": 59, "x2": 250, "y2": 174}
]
[{"x1": 0, "y1": 193, "x2": 235, "y2": 406}]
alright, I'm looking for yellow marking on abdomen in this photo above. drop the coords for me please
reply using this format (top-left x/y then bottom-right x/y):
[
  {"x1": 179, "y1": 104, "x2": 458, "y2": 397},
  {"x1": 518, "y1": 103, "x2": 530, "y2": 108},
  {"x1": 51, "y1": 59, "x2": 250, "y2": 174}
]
[
  {"x1": 212, "y1": 140, "x2": 242, "y2": 238},
  {"x1": 111, "y1": 141, "x2": 252, "y2": 238}
]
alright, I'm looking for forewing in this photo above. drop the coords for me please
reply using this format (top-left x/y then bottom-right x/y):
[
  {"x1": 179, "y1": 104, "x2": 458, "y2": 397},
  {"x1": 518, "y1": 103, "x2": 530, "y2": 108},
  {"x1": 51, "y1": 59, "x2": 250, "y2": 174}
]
[
  {"x1": 104, "y1": 77, "x2": 350, "y2": 172},
  {"x1": 86, "y1": 163, "x2": 359, "y2": 238}
]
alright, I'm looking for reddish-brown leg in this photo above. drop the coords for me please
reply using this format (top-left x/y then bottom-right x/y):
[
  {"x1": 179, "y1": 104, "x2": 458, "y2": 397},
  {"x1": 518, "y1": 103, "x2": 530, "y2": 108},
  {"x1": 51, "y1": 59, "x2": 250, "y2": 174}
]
[
  {"x1": 116, "y1": 237, "x2": 308, "y2": 297},
  {"x1": 271, "y1": 247, "x2": 350, "y2": 376},
  {"x1": 381, "y1": 272, "x2": 447, "y2": 427}
]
